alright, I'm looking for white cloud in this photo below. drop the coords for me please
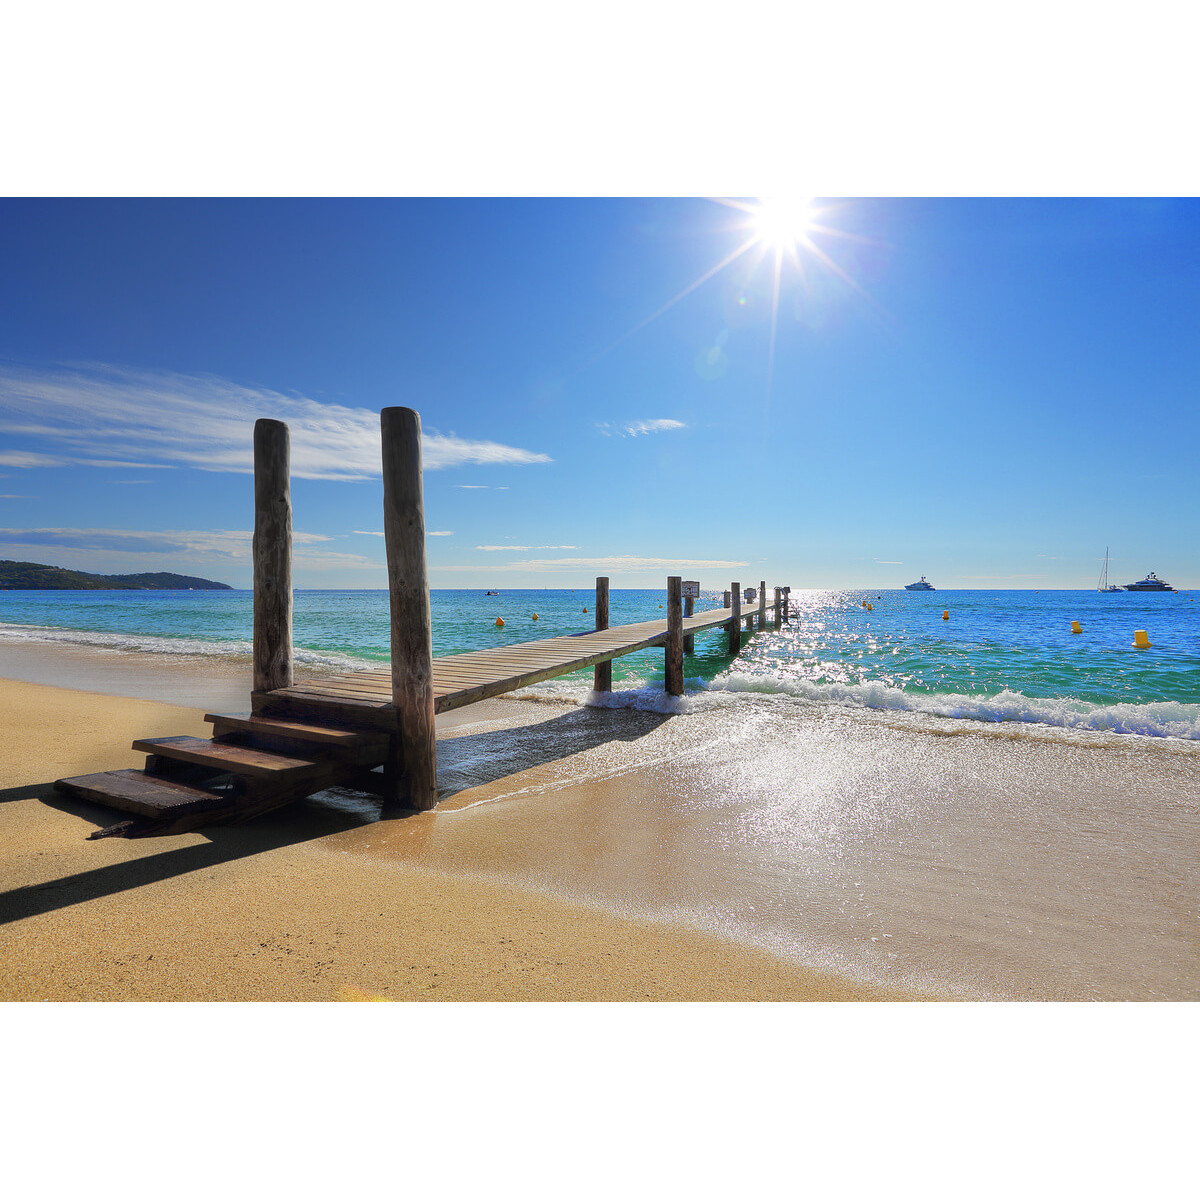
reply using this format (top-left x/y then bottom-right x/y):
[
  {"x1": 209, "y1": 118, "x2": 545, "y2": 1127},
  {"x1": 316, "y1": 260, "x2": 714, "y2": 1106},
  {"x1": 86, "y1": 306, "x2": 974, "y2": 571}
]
[
  {"x1": 475, "y1": 544, "x2": 578, "y2": 551},
  {"x1": 428, "y1": 530, "x2": 454, "y2": 536},
  {"x1": 455, "y1": 484, "x2": 509, "y2": 490},
  {"x1": 0, "y1": 450, "x2": 67, "y2": 468},
  {"x1": 0, "y1": 363, "x2": 552, "y2": 481},
  {"x1": 596, "y1": 418, "x2": 686, "y2": 438},
  {"x1": 443, "y1": 555, "x2": 747, "y2": 573},
  {"x1": 354, "y1": 530, "x2": 385, "y2": 536}
]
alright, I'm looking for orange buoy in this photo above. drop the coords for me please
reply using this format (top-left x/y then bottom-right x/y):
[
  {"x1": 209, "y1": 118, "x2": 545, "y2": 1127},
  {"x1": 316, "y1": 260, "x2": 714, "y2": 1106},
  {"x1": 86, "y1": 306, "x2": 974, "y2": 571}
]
[
  {"x1": 495, "y1": 617, "x2": 505, "y2": 628},
  {"x1": 942, "y1": 610, "x2": 949, "y2": 620}
]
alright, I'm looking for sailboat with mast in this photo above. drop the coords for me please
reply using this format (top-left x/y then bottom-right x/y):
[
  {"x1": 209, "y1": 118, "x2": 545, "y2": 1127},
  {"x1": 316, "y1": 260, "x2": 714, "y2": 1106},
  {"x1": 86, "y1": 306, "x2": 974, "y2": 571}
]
[{"x1": 1097, "y1": 547, "x2": 1121, "y2": 593}]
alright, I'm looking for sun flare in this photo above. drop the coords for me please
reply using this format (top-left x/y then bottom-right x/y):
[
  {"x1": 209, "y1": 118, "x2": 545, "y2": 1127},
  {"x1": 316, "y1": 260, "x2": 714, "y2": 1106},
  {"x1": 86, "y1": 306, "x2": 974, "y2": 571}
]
[{"x1": 751, "y1": 196, "x2": 816, "y2": 250}]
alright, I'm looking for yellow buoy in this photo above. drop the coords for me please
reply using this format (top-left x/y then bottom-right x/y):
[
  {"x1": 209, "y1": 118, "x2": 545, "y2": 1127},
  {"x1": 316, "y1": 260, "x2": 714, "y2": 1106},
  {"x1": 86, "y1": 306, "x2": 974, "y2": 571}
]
[
  {"x1": 867, "y1": 603, "x2": 873, "y2": 611},
  {"x1": 1133, "y1": 629, "x2": 1152, "y2": 649},
  {"x1": 531, "y1": 613, "x2": 538, "y2": 620},
  {"x1": 495, "y1": 617, "x2": 505, "y2": 628},
  {"x1": 942, "y1": 610, "x2": 949, "y2": 620},
  {"x1": 1071, "y1": 620, "x2": 1082, "y2": 634}
]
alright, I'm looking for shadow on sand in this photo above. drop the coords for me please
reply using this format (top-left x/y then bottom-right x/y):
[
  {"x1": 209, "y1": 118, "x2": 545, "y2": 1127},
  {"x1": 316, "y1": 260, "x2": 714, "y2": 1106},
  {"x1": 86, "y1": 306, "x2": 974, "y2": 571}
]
[{"x1": 0, "y1": 704, "x2": 671, "y2": 926}]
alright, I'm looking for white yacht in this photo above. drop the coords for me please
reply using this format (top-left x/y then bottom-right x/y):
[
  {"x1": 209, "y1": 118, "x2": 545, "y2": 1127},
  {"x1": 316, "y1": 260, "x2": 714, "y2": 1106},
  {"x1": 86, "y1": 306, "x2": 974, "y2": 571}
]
[
  {"x1": 1097, "y1": 548, "x2": 1121, "y2": 592},
  {"x1": 904, "y1": 576, "x2": 935, "y2": 591},
  {"x1": 1124, "y1": 572, "x2": 1174, "y2": 592}
]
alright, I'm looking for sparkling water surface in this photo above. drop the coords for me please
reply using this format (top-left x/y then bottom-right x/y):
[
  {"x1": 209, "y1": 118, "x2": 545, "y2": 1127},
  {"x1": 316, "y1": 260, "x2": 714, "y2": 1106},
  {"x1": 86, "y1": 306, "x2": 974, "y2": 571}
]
[{"x1": 2, "y1": 586, "x2": 1198, "y2": 738}]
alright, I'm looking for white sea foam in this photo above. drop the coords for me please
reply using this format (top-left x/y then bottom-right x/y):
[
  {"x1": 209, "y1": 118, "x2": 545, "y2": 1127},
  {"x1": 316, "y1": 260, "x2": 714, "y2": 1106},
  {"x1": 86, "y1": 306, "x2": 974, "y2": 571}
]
[
  {"x1": 711, "y1": 671, "x2": 1200, "y2": 741},
  {"x1": 0, "y1": 621, "x2": 378, "y2": 673}
]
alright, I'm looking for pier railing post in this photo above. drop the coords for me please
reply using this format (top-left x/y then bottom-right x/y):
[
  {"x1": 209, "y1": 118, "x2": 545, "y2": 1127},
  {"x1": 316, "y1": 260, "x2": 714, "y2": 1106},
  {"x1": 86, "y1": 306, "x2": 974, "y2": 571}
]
[
  {"x1": 729, "y1": 582, "x2": 741, "y2": 655},
  {"x1": 783, "y1": 586, "x2": 791, "y2": 622},
  {"x1": 252, "y1": 418, "x2": 293, "y2": 694},
  {"x1": 758, "y1": 580, "x2": 767, "y2": 631},
  {"x1": 666, "y1": 576, "x2": 683, "y2": 696},
  {"x1": 381, "y1": 406, "x2": 437, "y2": 811},
  {"x1": 773, "y1": 587, "x2": 781, "y2": 629},
  {"x1": 723, "y1": 589, "x2": 731, "y2": 609},
  {"x1": 683, "y1": 594, "x2": 694, "y2": 655},
  {"x1": 593, "y1": 576, "x2": 611, "y2": 694}
]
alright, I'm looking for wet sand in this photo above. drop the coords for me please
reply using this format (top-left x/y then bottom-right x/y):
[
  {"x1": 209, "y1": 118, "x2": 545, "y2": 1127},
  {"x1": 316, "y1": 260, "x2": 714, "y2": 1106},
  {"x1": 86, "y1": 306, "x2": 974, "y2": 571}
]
[
  {"x1": 3, "y1": 642, "x2": 1198, "y2": 1001},
  {"x1": 0, "y1": 672, "x2": 901, "y2": 1001}
]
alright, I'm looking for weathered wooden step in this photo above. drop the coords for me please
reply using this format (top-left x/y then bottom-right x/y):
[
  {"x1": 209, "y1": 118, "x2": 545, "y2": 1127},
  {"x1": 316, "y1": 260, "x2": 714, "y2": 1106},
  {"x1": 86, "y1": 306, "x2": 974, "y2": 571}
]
[
  {"x1": 204, "y1": 713, "x2": 388, "y2": 751},
  {"x1": 131, "y1": 735, "x2": 323, "y2": 780},
  {"x1": 54, "y1": 769, "x2": 232, "y2": 819}
]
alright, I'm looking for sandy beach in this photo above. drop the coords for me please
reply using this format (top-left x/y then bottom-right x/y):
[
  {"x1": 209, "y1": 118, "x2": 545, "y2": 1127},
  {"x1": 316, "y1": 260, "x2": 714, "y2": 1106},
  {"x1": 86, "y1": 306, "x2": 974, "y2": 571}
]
[
  {"x1": 0, "y1": 665, "x2": 905, "y2": 1001},
  {"x1": 3, "y1": 643, "x2": 1199, "y2": 1001}
]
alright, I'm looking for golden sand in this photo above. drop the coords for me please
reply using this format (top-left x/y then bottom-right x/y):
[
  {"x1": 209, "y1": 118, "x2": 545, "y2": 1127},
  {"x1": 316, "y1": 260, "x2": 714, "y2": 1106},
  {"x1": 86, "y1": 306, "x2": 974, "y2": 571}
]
[{"x1": 0, "y1": 677, "x2": 902, "y2": 1001}]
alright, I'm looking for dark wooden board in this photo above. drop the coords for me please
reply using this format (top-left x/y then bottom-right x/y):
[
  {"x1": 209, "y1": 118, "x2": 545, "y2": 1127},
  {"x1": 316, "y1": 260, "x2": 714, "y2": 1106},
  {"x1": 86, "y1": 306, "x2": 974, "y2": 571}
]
[{"x1": 55, "y1": 770, "x2": 231, "y2": 818}]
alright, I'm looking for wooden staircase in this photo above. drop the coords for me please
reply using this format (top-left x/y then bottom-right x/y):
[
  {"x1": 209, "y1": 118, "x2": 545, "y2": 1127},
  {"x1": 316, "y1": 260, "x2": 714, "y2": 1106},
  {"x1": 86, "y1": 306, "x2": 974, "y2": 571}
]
[{"x1": 55, "y1": 713, "x2": 391, "y2": 839}]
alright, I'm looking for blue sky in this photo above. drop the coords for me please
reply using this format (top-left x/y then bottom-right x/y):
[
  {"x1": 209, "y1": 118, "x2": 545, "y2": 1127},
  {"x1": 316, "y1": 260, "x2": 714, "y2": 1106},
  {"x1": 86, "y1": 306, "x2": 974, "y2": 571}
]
[{"x1": 0, "y1": 197, "x2": 1197, "y2": 590}]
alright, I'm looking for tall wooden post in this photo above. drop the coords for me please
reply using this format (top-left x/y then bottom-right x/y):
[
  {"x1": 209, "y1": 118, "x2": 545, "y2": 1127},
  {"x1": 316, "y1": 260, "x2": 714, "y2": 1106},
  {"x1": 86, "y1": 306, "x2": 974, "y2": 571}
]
[
  {"x1": 723, "y1": 589, "x2": 731, "y2": 609},
  {"x1": 252, "y1": 418, "x2": 293, "y2": 694},
  {"x1": 381, "y1": 407, "x2": 437, "y2": 811},
  {"x1": 773, "y1": 587, "x2": 782, "y2": 630},
  {"x1": 758, "y1": 580, "x2": 767, "y2": 631},
  {"x1": 683, "y1": 595, "x2": 695, "y2": 654},
  {"x1": 783, "y1": 586, "x2": 791, "y2": 622},
  {"x1": 665, "y1": 576, "x2": 683, "y2": 696},
  {"x1": 593, "y1": 576, "x2": 611, "y2": 693},
  {"x1": 729, "y1": 582, "x2": 741, "y2": 654}
]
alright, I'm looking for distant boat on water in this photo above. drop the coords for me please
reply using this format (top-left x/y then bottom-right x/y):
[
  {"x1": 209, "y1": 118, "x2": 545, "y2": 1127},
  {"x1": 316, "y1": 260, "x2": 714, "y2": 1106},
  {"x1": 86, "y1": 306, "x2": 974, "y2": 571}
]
[
  {"x1": 1124, "y1": 572, "x2": 1174, "y2": 592},
  {"x1": 485, "y1": 590, "x2": 499, "y2": 595},
  {"x1": 1097, "y1": 548, "x2": 1121, "y2": 592},
  {"x1": 905, "y1": 576, "x2": 935, "y2": 591}
]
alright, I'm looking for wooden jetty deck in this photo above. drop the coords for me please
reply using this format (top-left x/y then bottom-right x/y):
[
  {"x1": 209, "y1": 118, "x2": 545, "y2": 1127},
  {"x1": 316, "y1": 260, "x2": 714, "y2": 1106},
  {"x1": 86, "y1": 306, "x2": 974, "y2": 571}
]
[
  {"x1": 55, "y1": 407, "x2": 789, "y2": 840},
  {"x1": 258, "y1": 602, "x2": 764, "y2": 724}
]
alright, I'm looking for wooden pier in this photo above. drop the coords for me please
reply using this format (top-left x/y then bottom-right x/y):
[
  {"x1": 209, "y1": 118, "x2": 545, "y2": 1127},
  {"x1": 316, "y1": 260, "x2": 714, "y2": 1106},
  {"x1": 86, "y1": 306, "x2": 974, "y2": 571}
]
[{"x1": 55, "y1": 408, "x2": 789, "y2": 839}]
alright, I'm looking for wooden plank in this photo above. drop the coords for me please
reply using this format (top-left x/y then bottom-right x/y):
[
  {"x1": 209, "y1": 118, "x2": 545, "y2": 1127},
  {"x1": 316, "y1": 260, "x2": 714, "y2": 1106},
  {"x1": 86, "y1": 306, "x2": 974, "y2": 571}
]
[
  {"x1": 205, "y1": 714, "x2": 388, "y2": 750},
  {"x1": 253, "y1": 691, "x2": 399, "y2": 731},
  {"x1": 381, "y1": 405, "x2": 437, "y2": 811},
  {"x1": 132, "y1": 735, "x2": 322, "y2": 780},
  {"x1": 252, "y1": 418, "x2": 293, "y2": 693},
  {"x1": 55, "y1": 770, "x2": 231, "y2": 818}
]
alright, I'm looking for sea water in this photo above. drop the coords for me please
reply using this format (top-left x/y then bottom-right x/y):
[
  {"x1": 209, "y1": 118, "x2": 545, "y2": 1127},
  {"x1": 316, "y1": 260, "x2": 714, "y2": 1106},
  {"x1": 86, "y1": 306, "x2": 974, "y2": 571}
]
[{"x1": 2, "y1": 586, "x2": 1198, "y2": 740}]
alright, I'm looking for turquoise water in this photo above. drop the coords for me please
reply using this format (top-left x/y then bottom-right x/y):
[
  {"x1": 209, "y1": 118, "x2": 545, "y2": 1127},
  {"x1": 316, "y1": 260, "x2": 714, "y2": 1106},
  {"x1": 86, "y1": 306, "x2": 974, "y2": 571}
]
[{"x1": 2, "y1": 587, "x2": 1198, "y2": 739}]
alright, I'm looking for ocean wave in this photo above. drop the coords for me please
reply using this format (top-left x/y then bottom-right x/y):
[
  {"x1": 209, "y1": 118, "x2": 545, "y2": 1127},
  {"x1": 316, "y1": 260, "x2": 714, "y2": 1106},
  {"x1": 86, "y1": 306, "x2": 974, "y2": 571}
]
[
  {"x1": 710, "y1": 671, "x2": 1200, "y2": 740},
  {"x1": 0, "y1": 621, "x2": 377, "y2": 674}
]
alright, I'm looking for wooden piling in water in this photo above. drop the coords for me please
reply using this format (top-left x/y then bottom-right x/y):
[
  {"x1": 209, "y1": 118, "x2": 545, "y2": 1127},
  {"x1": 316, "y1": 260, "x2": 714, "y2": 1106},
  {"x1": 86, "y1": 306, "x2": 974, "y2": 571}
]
[
  {"x1": 729, "y1": 582, "x2": 741, "y2": 654},
  {"x1": 773, "y1": 587, "x2": 782, "y2": 629},
  {"x1": 593, "y1": 576, "x2": 611, "y2": 693},
  {"x1": 252, "y1": 418, "x2": 293, "y2": 694},
  {"x1": 782, "y1": 586, "x2": 791, "y2": 622},
  {"x1": 723, "y1": 589, "x2": 731, "y2": 608},
  {"x1": 758, "y1": 580, "x2": 767, "y2": 631},
  {"x1": 665, "y1": 576, "x2": 683, "y2": 696},
  {"x1": 683, "y1": 595, "x2": 695, "y2": 654},
  {"x1": 381, "y1": 406, "x2": 437, "y2": 811}
]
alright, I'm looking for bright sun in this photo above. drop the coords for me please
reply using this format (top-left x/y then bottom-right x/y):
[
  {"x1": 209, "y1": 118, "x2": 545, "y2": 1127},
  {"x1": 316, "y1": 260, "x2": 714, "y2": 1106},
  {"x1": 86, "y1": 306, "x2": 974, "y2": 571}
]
[{"x1": 751, "y1": 196, "x2": 816, "y2": 249}]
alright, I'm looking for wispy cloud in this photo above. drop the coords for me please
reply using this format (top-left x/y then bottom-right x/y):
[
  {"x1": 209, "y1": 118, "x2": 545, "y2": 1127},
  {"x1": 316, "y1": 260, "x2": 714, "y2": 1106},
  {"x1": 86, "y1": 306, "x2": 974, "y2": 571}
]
[
  {"x1": 0, "y1": 526, "x2": 386, "y2": 572},
  {"x1": 0, "y1": 494, "x2": 31, "y2": 499},
  {"x1": 442, "y1": 555, "x2": 747, "y2": 573},
  {"x1": 596, "y1": 418, "x2": 686, "y2": 438},
  {"x1": 0, "y1": 363, "x2": 552, "y2": 481},
  {"x1": 475, "y1": 544, "x2": 578, "y2": 551},
  {"x1": 0, "y1": 450, "x2": 67, "y2": 468},
  {"x1": 455, "y1": 484, "x2": 509, "y2": 490},
  {"x1": 874, "y1": 559, "x2": 903, "y2": 564},
  {"x1": 355, "y1": 529, "x2": 452, "y2": 538}
]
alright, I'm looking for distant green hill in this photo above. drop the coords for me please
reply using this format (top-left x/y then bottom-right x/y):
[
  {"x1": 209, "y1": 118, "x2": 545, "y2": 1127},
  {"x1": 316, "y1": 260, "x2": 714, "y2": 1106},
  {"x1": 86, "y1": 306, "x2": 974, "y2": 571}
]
[{"x1": 0, "y1": 559, "x2": 233, "y2": 590}]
